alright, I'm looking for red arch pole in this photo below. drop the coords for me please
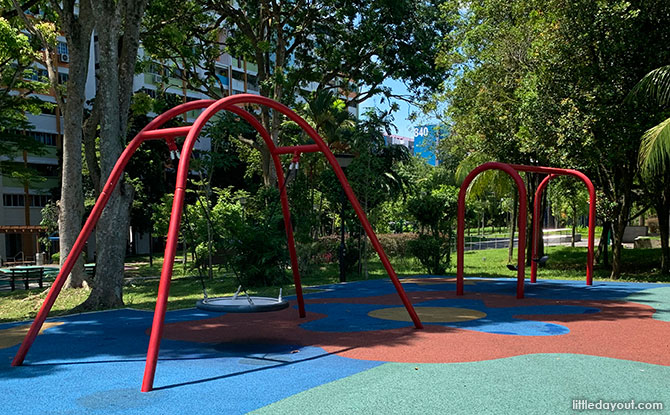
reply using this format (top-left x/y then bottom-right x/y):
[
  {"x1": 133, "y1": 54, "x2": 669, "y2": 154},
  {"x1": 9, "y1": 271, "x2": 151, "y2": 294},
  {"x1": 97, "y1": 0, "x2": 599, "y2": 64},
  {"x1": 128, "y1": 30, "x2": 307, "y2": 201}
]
[
  {"x1": 509, "y1": 164, "x2": 595, "y2": 285},
  {"x1": 11, "y1": 99, "x2": 216, "y2": 367},
  {"x1": 531, "y1": 174, "x2": 556, "y2": 283},
  {"x1": 457, "y1": 162, "x2": 527, "y2": 299},
  {"x1": 141, "y1": 94, "x2": 422, "y2": 392}
]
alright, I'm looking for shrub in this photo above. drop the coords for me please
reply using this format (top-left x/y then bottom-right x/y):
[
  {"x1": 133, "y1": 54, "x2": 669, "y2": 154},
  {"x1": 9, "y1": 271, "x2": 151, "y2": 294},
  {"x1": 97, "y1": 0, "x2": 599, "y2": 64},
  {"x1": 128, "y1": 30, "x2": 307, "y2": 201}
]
[
  {"x1": 182, "y1": 186, "x2": 289, "y2": 288},
  {"x1": 406, "y1": 184, "x2": 458, "y2": 274},
  {"x1": 407, "y1": 234, "x2": 449, "y2": 275},
  {"x1": 376, "y1": 233, "x2": 417, "y2": 258}
]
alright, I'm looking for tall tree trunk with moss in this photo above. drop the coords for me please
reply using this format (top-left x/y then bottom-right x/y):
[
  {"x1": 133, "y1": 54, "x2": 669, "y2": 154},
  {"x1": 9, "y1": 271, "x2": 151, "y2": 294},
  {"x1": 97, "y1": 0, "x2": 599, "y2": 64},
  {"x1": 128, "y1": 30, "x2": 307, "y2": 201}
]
[
  {"x1": 78, "y1": 0, "x2": 148, "y2": 309},
  {"x1": 59, "y1": 11, "x2": 94, "y2": 288}
]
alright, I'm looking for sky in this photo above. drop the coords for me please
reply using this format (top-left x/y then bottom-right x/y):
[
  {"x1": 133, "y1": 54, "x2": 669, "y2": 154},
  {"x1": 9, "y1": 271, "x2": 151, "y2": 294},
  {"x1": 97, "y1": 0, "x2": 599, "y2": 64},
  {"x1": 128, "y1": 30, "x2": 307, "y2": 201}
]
[{"x1": 360, "y1": 78, "x2": 439, "y2": 139}]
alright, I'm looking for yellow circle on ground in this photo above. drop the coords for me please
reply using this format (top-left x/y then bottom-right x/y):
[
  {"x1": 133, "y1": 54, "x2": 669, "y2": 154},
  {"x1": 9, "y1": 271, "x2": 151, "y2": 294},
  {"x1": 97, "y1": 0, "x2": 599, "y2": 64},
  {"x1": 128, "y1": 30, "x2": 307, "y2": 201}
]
[
  {"x1": 369, "y1": 307, "x2": 486, "y2": 323},
  {"x1": 0, "y1": 321, "x2": 64, "y2": 349}
]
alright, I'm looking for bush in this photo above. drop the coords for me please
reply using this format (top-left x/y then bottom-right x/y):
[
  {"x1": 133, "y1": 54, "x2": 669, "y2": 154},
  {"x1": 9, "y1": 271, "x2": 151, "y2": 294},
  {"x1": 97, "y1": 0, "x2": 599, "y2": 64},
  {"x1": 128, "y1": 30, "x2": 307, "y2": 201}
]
[
  {"x1": 407, "y1": 234, "x2": 449, "y2": 275},
  {"x1": 304, "y1": 232, "x2": 418, "y2": 266},
  {"x1": 182, "y1": 186, "x2": 289, "y2": 288},
  {"x1": 406, "y1": 183, "x2": 458, "y2": 274},
  {"x1": 376, "y1": 233, "x2": 417, "y2": 258}
]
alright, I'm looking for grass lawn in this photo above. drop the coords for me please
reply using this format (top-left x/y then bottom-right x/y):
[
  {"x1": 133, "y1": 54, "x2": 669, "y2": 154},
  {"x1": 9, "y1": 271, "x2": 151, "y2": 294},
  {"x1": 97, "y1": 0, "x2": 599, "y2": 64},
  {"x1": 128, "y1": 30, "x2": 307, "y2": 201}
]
[{"x1": 1, "y1": 245, "x2": 668, "y2": 323}]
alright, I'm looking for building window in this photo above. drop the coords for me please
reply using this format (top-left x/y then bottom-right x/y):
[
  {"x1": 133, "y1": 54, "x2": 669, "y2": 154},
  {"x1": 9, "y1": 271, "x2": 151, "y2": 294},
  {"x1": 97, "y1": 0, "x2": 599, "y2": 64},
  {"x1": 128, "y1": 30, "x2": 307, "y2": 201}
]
[
  {"x1": 24, "y1": 68, "x2": 49, "y2": 82},
  {"x1": 28, "y1": 131, "x2": 58, "y2": 146},
  {"x1": 148, "y1": 63, "x2": 162, "y2": 75},
  {"x1": 2, "y1": 194, "x2": 50, "y2": 207},
  {"x1": 3, "y1": 194, "x2": 22, "y2": 207},
  {"x1": 139, "y1": 87, "x2": 156, "y2": 98},
  {"x1": 57, "y1": 41, "x2": 68, "y2": 55},
  {"x1": 31, "y1": 195, "x2": 51, "y2": 207},
  {"x1": 23, "y1": 67, "x2": 38, "y2": 81},
  {"x1": 58, "y1": 72, "x2": 69, "y2": 84},
  {"x1": 40, "y1": 106, "x2": 57, "y2": 116}
]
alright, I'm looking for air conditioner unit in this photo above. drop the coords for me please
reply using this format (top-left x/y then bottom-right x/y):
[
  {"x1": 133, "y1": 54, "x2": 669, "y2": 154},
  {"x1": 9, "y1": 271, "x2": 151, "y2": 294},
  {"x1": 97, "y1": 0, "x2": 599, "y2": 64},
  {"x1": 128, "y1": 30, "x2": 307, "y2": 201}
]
[
  {"x1": 59, "y1": 54, "x2": 69, "y2": 63},
  {"x1": 152, "y1": 74, "x2": 162, "y2": 83}
]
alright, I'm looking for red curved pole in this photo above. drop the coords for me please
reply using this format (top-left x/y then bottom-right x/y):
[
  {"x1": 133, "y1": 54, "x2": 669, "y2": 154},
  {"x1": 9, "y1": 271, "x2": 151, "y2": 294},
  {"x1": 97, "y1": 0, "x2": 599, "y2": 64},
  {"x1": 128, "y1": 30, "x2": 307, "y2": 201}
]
[
  {"x1": 11, "y1": 99, "x2": 215, "y2": 367},
  {"x1": 531, "y1": 174, "x2": 556, "y2": 283},
  {"x1": 457, "y1": 162, "x2": 527, "y2": 299},
  {"x1": 511, "y1": 165, "x2": 595, "y2": 286},
  {"x1": 141, "y1": 94, "x2": 422, "y2": 392}
]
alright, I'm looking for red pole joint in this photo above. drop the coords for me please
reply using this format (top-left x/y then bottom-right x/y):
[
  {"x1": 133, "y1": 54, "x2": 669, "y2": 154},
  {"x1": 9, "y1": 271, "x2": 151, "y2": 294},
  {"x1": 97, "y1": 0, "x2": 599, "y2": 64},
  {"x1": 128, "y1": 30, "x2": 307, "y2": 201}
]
[
  {"x1": 166, "y1": 138, "x2": 178, "y2": 151},
  {"x1": 290, "y1": 151, "x2": 302, "y2": 171}
]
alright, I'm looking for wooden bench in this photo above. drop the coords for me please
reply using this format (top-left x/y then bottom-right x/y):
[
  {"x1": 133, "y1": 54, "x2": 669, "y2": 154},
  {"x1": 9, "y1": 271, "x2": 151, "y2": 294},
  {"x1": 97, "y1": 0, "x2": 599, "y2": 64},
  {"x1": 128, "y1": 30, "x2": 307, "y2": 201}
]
[
  {"x1": 0, "y1": 270, "x2": 14, "y2": 291},
  {"x1": 0, "y1": 267, "x2": 44, "y2": 291}
]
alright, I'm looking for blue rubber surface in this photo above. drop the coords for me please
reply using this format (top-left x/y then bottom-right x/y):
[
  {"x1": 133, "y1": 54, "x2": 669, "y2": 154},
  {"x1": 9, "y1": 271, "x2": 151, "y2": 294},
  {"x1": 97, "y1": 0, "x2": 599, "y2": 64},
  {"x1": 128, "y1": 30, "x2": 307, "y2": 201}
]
[{"x1": 1, "y1": 278, "x2": 668, "y2": 414}]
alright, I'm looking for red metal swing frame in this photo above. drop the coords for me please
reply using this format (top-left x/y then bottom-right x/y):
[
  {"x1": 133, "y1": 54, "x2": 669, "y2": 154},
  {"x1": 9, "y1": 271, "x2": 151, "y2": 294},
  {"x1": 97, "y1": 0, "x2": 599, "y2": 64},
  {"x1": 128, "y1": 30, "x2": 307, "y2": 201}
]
[
  {"x1": 11, "y1": 94, "x2": 423, "y2": 392},
  {"x1": 456, "y1": 162, "x2": 595, "y2": 299}
]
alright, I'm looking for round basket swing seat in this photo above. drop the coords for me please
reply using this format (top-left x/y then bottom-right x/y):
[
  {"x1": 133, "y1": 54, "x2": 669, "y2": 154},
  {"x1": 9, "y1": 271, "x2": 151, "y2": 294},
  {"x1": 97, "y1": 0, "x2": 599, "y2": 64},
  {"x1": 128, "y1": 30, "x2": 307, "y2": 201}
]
[{"x1": 196, "y1": 296, "x2": 290, "y2": 313}]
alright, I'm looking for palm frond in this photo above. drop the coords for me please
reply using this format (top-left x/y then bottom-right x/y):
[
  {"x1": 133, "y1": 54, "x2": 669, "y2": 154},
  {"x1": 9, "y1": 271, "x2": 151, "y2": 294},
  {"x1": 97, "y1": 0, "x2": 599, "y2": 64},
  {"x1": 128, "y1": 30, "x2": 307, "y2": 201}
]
[
  {"x1": 628, "y1": 65, "x2": 670, "y2": 106},
  {"x1": 454, "y1": 153, "x2": 491, "y2": 184},
  {"x1": 639, "y1": 116, "x2": 670, "y2": 175}
]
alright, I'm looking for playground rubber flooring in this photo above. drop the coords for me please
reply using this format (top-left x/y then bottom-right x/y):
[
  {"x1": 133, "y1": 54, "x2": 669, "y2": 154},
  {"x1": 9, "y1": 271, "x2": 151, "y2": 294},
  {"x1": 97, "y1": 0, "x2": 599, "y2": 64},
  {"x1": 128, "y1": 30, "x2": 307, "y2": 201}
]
[{"x1": 1, "y1": 277, "x2": 669, "y2": 414}]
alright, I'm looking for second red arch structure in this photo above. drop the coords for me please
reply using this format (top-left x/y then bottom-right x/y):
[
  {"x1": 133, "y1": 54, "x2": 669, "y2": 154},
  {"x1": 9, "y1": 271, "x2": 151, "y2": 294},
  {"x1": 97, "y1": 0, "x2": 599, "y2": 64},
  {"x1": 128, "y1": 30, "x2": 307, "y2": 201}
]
[{"x1": 456, "y1": 162, "x2": 596, "y2": 299}]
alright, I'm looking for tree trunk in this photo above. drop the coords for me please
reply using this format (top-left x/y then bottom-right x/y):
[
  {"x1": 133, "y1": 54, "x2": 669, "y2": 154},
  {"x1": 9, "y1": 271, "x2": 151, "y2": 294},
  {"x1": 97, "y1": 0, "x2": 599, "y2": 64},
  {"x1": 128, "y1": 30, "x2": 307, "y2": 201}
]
[
  {"x1": 59, "y1": 94, "x2": 86, "y2": 288},
  {"x1": 537, "y1": 190, "x2": 547, "y2": 258},
  {"x1": 571, "y1": 205, "x2": 577, "y2": 248},
  {"x1": 78, "y1": 0, "x2": 147, "y2": 309},
  {"x1": 610, "y1": 218, "x2": 627, "y2": 279},
  {"x1": 86, "y1": 190, "x2": 132, "y2": 308},
  {"x1": 55, "y1": 2, "x2": 95, "y2": 288},
  {"x1": 595, "y1": 221, "x2": 611, "y2": 268},
  {"x1": 609, "y1": 174, "x2": 634, "y2": 279},
  {"x1": 656, "y1": 189, "x2": 670, "y2": 274}
]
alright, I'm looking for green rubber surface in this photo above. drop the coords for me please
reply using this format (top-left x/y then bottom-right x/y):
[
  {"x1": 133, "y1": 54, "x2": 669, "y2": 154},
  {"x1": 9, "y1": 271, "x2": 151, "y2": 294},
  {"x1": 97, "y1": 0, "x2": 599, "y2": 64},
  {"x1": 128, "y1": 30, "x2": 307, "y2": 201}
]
[
  {"x1": 253, "y1": 354, "x2": 670, "y2": 414},
  {"x1": 626, "y1": 286, "x2": 670, "y2": 322}
]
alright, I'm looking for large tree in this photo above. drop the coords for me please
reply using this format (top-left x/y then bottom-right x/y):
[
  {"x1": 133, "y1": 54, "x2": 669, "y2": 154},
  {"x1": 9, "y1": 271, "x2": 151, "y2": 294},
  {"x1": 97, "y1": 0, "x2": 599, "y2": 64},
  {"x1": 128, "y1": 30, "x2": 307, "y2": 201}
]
[
  {"x1": 435, "y1": 0, "x2": 670, "y2": 279},
  {"x1": 13, "y1": 0, "x2": 149, "y2": 307},
  {"x1": 142, "y1": 0, "x2": 449, "y2": 185}
]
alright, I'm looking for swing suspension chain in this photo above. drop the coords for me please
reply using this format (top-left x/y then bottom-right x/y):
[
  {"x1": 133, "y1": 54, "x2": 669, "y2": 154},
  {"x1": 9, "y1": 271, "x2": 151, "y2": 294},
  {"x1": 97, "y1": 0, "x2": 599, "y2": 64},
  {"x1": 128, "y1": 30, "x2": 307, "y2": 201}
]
[
  {"x1": 182, "y1": 200, "x2": 209, "y2": 299},
  {"x1": 179, "y1": 150, "x2": 301, "y2": 302},
  {"x1": 170, "y1": 147, "x2": 210, "y2": 300}
]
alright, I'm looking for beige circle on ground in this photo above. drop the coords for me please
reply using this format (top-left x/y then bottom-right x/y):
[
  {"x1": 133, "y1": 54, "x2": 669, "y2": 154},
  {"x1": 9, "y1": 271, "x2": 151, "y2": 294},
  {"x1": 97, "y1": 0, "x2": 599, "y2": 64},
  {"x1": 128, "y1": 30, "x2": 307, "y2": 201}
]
[
  {"x1": 369, "y1": 307, "x2": 487, "y2": 323},
  {"x1": 0, "y1": 321, "x2": 64, "y2": 349}
]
